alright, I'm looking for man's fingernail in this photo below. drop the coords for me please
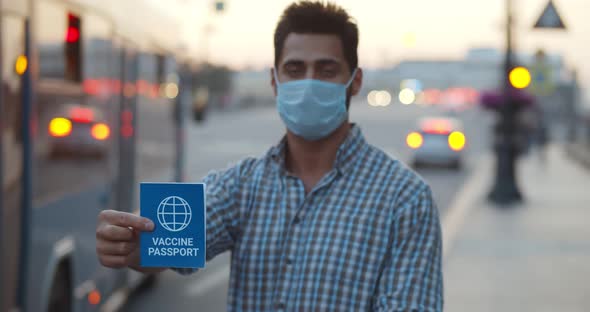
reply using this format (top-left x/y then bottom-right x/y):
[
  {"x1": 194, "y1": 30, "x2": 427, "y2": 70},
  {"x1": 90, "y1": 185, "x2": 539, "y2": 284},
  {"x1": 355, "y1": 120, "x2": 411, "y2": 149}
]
[{"x1": 144, "y1": 221, "x2": 154, "y2": 231}]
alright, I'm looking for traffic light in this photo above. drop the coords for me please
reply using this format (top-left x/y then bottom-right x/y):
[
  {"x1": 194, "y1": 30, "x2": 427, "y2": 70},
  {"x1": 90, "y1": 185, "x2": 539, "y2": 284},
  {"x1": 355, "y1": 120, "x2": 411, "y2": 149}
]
[
  {"x1": 15, "y1": 55, "x2": 28, "y2": 75},
  {"x1": 509, "y1": 66, "x2": 531, "y2": 89},
  {"x1": 65, "y1": 13, "x2": 81, "y2": 82},
  {"x1": 65, "y1": 14, "x2": 80, "y2": 43}
]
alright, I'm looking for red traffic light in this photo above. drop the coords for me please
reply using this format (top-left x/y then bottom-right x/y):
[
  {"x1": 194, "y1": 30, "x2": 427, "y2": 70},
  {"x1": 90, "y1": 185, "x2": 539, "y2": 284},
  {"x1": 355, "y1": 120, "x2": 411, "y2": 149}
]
[
  {"x1": 66, "y1": 27, "x2": 79, "y2": 43},
  {"x1": 66, "y1": 13, "x2": 80, "y2": 43}
]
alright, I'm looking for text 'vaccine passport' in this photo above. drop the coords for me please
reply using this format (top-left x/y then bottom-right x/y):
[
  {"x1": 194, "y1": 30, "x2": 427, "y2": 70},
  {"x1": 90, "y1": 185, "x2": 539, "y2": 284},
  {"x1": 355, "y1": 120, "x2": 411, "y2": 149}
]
[{"x1": 140, "y1": 183, "x2": 206, "y2": 268}]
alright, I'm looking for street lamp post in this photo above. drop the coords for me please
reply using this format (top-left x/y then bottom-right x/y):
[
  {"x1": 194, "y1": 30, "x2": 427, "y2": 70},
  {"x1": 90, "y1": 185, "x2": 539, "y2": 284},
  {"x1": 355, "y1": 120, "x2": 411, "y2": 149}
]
[
  {"x1": 201, "y1": 1, "x2": 226, "y2": 64},
  {"x1": 488, "y1": 0, "x2": 523, "y2": 205}
]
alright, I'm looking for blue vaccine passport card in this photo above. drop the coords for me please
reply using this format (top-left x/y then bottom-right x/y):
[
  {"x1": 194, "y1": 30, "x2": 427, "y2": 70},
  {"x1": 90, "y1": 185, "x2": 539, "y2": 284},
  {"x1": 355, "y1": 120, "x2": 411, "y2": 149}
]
[{"x1": 140, "y1": 183, "x2": 206, "y2": 268}]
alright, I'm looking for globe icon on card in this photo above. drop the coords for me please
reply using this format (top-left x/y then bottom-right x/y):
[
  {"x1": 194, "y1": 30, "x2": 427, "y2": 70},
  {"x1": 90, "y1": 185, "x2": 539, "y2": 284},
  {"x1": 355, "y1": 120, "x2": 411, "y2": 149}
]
[{"x1": 157, "y1": 196, "x2": 192, "y2": 232}]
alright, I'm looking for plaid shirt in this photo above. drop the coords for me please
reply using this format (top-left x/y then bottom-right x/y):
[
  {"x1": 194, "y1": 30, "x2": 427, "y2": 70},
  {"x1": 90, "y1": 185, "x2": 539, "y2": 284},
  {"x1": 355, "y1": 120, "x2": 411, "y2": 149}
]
[{"x1": 175, "y1": 125, "x2": 443, "y2": 311}]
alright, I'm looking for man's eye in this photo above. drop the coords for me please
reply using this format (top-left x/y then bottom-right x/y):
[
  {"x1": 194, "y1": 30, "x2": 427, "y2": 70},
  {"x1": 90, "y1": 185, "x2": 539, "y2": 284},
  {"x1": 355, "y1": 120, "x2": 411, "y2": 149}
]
[{"x1": 287, "y1": 68, "x2": 302, "y2": 75}]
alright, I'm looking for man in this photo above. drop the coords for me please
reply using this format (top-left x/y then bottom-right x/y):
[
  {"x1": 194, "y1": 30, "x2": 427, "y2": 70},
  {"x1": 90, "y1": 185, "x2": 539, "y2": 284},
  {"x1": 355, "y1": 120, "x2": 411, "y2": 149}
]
[{"x1": 96, "y1": 1, "x2": 443, "y2": 310}]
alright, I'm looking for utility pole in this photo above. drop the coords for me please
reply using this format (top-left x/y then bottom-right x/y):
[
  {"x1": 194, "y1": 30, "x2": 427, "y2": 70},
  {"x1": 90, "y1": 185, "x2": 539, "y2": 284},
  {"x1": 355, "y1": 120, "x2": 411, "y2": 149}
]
[{"x1": 488, "y1": 0, "x2": 523, "y2": 205}]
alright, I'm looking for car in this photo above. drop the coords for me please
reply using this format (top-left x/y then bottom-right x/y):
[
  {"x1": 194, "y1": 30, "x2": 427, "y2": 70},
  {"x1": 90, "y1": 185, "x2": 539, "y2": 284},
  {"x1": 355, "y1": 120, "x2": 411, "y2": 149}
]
[
  {"x1": 406, "y1": 117, "x2": 466, "y2": 169},
  {"x1": 47, "y1": 104, "x2": 111, "y2": 158}
]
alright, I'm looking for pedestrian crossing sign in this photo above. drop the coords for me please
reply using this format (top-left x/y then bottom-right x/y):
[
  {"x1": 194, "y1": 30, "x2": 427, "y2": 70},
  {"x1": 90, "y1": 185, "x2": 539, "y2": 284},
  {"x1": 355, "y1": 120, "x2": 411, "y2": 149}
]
[{"x1": 533, "y1": 1, "x2": 567, "y2": 30}]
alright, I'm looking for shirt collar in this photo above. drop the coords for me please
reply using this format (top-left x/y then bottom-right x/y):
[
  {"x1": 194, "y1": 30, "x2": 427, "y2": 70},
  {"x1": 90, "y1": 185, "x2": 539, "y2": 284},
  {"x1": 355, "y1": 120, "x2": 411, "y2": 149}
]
[{"x1": 269, "y1": 124, "x2": 367, "y2": 175}]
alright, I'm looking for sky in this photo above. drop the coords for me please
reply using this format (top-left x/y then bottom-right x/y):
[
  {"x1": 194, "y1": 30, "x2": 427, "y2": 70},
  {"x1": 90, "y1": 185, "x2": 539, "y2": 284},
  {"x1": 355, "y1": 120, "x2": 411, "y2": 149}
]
[{"x1": 149, "y1": 0, "x2": 590, "y2": 90}]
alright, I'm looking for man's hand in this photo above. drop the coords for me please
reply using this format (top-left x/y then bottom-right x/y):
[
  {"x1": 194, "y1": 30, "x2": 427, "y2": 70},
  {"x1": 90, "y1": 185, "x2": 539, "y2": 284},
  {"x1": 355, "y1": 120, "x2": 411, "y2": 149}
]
[{"x1": 96, "y1": 210, "x2": 155, "y2": 271}]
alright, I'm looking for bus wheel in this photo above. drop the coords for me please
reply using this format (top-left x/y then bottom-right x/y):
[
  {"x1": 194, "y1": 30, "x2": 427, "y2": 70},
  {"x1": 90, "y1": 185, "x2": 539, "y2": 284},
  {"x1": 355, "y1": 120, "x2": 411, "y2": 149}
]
[
  {"x1": 47, "y1": 262, "x2": 72, "y2": 312},
  {"x1": 137, "y1": 273, "x2": 158, "y2": 292}
]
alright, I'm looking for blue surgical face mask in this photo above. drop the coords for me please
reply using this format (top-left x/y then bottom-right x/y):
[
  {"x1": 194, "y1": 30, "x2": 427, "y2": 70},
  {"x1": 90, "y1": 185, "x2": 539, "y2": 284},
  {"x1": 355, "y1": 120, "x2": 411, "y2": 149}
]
[{"x1": 274, "y1": 68, "x2": 358, "y2": 141}]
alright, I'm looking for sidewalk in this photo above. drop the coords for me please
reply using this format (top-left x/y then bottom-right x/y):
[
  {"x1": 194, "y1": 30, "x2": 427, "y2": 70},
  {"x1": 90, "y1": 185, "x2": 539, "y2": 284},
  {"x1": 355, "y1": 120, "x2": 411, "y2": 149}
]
[
  {"x1": 567, "y1": 142, "x2": 590, "y2": 169},
  {"x1": 444, "y1": 144, "x2": 590, "y2": 312}
]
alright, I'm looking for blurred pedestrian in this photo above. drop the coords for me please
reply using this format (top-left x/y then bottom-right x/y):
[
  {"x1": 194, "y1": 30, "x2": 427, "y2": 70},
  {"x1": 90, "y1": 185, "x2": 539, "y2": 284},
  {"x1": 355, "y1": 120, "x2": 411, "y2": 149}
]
[
  {"x1": 96, "y1": 1, "x2": 443, "y2": 311},
  {"x1": 535, "y1": 113, "x2": 550, "y2": 163}
]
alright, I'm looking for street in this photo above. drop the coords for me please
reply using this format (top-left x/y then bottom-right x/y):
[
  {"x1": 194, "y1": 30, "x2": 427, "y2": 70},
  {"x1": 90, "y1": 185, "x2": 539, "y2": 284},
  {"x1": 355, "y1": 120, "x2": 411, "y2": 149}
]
[{"x1": 124, "y1": 100, "x2": 492, "y2": 311}]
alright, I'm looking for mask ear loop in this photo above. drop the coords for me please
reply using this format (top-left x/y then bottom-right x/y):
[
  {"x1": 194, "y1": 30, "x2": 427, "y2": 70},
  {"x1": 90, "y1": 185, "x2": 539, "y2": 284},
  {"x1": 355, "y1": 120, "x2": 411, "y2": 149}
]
[
  {"x1": 273, "y1": 68, "x2": 281, "y2": 86},
  {"x1": 345, "y1": 68, "x2": 358, "y2": 88},
  {"x1": 343, "y1": 68, "x2": 359, "y2": 112}
]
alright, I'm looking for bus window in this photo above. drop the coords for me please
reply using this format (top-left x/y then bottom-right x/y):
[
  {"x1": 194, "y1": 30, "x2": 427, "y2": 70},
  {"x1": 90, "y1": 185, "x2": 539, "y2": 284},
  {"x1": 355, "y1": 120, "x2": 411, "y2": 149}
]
[
  {"x1": 1, "y1": 14, "x2": 25, "y2": 312},
  {"x1": 36, "y1": 2, "x2": 82, "y2": 83},
  {"x1": 36, "y1": 1, "x2": 67, "y2": 80},
  {"x1": 135, "y1": 53, "x2": 176, "y2": 183},
  {"x1": 32, "y1": 6, "x2": 114, "y2": 207}
]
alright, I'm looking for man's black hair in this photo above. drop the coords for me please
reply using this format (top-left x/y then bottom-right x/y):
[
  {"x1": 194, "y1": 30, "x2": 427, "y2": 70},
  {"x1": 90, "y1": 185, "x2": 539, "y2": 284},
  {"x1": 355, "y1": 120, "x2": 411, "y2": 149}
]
[{"x1": 274, "y1": 1, "x2": 359, "y2": 72}]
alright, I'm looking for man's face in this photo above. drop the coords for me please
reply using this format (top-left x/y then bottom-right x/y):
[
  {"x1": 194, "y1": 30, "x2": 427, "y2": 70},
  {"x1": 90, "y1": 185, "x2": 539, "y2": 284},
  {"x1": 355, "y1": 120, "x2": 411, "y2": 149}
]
[{"x1": 271, "y1": 33, "x2": 362, "y2": 96}]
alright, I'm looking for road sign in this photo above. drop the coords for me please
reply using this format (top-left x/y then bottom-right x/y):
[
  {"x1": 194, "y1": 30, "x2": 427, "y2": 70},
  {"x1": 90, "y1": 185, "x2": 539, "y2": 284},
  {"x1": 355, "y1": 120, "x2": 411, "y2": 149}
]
[
  {"x1": 214, "y1": 1, "x2": 225, "y2": 12},
  {"x1": 529, "y1": 62, "x2": 555, "y2": 96},
  {"x1": 533, "y1": 1, "x2": 566, "y2": 30}
]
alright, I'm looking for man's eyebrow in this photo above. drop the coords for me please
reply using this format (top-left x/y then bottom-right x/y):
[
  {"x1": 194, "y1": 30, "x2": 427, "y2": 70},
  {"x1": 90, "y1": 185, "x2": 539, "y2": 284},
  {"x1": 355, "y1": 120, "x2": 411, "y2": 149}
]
[
  {"x1": 282, "y1": 59, "x2": 305, "y2": 67},
  {"x1": 315, "y1": 59, "x2": 341, "y2": 67}
]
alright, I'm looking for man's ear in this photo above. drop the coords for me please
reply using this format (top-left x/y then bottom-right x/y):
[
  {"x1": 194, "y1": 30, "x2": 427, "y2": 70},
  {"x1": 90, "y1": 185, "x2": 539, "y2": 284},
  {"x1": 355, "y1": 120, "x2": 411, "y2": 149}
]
[
  {"x1": 350, "y1": 68, "x2": 363, "y2": 96},
  {"x1": 270, "y1": 68, "x2": 277, "y2": 97}
]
